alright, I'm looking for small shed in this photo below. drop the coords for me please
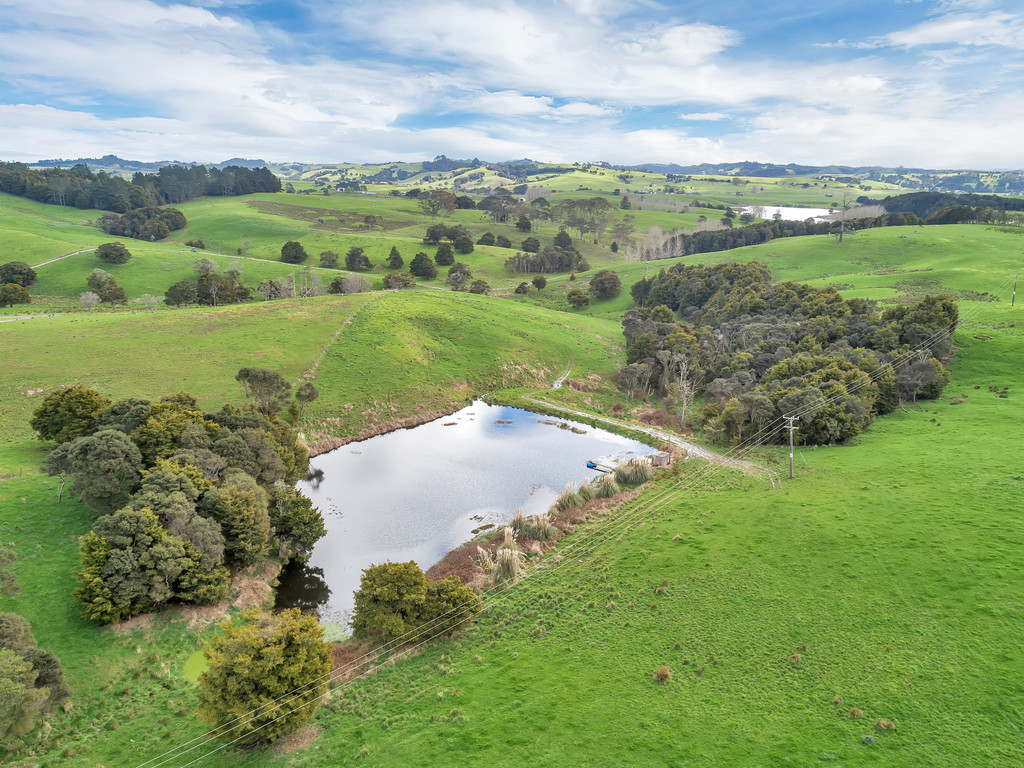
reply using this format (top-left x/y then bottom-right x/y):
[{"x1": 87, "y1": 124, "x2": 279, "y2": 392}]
[{"x1": 651, "y1": 451, "x2": 672, "y2": 468}]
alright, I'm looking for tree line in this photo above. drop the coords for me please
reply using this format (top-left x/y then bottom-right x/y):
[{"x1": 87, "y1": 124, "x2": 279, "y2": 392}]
[
  {"x1": 31, "y1": 371, "x2": 324, "y2": 624},
  {"x1": 0, "y1": 161, "x2": 280, "y2": 212},
  {"x1": 620, "y1": 261, "x2": 956, "y2": 445}
]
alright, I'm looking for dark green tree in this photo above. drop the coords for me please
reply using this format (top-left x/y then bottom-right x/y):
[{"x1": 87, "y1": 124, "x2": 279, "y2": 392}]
[
  {"x1": 553, "y1": 229, "x2": 574, "y2": 249},
  {"x1": 197, "y1": 608, "x2": 331, "y2": 746},
  {"x1": 64, "y1": 429, "x2": 144, "y2": 510},
  {"x1": 280, "y1": 241, "x2": 308, "y2": 264},
  {"x1": 409, "y1": 252, "x2": 437, "y2": 279},
  {"x1": 531, "y1": 274, "x2": 547, "y2": 290},
  {"x1": 495, "y1": 234, "x2": 512, "y2": 248},
  {"x1": 477, "y1": 232, "x2": 496, "y2": 246},
  {"x1": 0, "y1": 261, "x2": 36, "y2": 287},
  {"x1": 30, "y1": 386, "x2": 110, "y2": 443},
  {"x1": 235, "y1": 368, "x2": 291, "y2": 415},
  {"x1": 0, "y1": 283, "x2": 30, "y2": 307},
  {"x1": 86, "y1": 269, "x2": 126, "y2": 304},
  {"x1": 435, "y1": 242, "x2": 455, "y2": 266},
  {"x1": 521, "y1": 236, "x2": 540, "y2": 253},
  {"x1": 515, "y1": 214, "x2": 532, "y2": 231},
  {"x1": 514, "y1": 282, "x2": 530, "y2": 295},
  {"x1": 452, "y1": 230, "x2": 475, "y2": 254},
  {"x1": 345, "y1": 245, "x2": 372, "y2": 270},
  {"x1": 268, "y1": 486, "x2": 326, "y2": 562},
  {"x1": 95, "y1": 242, "x2": 132, "y2": 264},
  {"x1": 468, "y1": 279, "x2": 490, "y2": 294},
  {"x1": 318, "y1": 250, "x2": 339, "y2": 269},
  {"x1": 386, "y1": 245, "x2": 404, "y2": 270},
  {"x1": 567, "y1": 288, "x2": 590, "y2": 309},
  {"x1": 198, "y1": 471, "x2": 271, "y2": 566},
  {"x1": 589, "y1": 269, "x2": 622, "y2": 300},
  {"x1": 164, "y1": 279, "x2": 198, "y2": 306}
]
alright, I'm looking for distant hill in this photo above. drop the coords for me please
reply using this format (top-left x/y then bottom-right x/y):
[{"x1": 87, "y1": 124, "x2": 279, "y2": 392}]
[{"x1": 30, "y1": 154, "x2": 268, "y2": 174}]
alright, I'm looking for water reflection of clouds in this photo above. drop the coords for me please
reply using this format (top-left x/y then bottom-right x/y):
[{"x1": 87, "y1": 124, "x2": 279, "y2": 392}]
[{"x1": 288, "y1": 400, "x2": 655, "y2": 621}]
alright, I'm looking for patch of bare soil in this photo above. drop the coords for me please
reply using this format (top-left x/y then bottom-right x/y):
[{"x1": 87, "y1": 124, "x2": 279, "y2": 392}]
[{"x1": 112, "y1": 560, "x2": 282, "y2": 634}]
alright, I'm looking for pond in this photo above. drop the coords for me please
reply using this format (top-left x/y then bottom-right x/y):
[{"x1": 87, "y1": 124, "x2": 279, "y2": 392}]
[
  {"x1": 739, "y1": 204, "x2": 836, "y2": 221},
  {"x1": 275, "y1": 401, "x2": 656, "y2": 624}
]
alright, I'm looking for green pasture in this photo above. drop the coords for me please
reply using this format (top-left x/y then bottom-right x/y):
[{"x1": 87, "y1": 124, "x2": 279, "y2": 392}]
[{"x1": 2, "y1": 183, "x2": 1023, "y2": 766}]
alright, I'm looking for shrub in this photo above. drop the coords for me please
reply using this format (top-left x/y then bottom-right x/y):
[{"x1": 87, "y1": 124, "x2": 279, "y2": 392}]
[
  {"x1": 281, "y1": 240, "x2": 308, "y2": 264},
  {"x1": 95, "y1": 242, "x2": 132, "y2": 264},
  {"x1": 554, "y1": 484, "x2": 584, "y2": 513},
  {"x1": 613, "y1": 458, "x2": 654, "y2": 486},
  {"x1": 531, "y1": 274, "x2": 547, "y2": 290},
  {"x1": 593, "y1": 473, "x2": 621, "y2": 498},
  {"x1": 566, "y1": 288, "x2": 589, "y2": 309},
  {"x1": 491, "y1": 547, "x2": 524, "y2": 585},
  {"x1": 477, "y1": 232, "x2": 496, "y2": 246},
  {"x1": 409, "y1": 252, "x2": 437, "y2": 279},
  {"x1": 383, "y1": 271, "x2": 416, "y2": 289},
  {"x1": 653, "y1": 666, "x2": 672, "y2": 684}
]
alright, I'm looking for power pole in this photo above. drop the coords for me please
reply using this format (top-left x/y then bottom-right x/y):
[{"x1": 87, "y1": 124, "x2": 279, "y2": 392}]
[{"x1": 784, "y1": 415, "x2": 798, "y2": 479}]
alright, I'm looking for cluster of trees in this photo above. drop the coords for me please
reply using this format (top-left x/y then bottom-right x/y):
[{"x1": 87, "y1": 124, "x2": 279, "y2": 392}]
[
  {"x1": 0, "y1": 613, "x2": 70, "y2": 744},
  {"x1": 626, "y1": 212, "x2": 922, "y2": 262},
  {"x1": 0, "y1": 261, "x2": 36, "y2": 307},
  {"x1": 0, "y1": 162, "x2": 279, "y2": 212},
  {"x1": 98, "y1": 206, "x2": 187, "y2": 241},
  {"x1": 476, "y1": 232, "x2": 513, "y2": 248},
  {"x1": 423, "y1": 223, "x2": 475, "y2": 254},
  {"x1": 619, "y1": 261, "x2": 956, "y2": 445},
  {"x1": 873, "y1": 191, "x2": 1024, "y2": 220},
  {"x1": 32, "y1": 372, "x2": 324, "y2": 624},
  {"x1": 505, "y1": 230, "x2": 589, "y2": 275},
  {"x1": 165, "y1": 259, "x2": 251, "y2": 306}
]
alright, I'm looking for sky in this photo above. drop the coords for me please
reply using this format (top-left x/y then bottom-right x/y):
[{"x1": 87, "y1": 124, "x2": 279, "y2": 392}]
[{"x1": 0, "y1": 0, "x2": 1021, "y2": 168}]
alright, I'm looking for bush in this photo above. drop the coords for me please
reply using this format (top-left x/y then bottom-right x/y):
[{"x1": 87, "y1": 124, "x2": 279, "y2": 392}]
[
  {"x1": 30, "y1": 386, "x2": 111, "y2": 443},
  {"x1": 589, "y1": 269, "x2": 622, "y2": 299},
  {"x1": 95, "y1": 242, "x2": 132, "y2": 264},
  {"x1": 319, "y1": 250, "x2": 339, "y2": 268},
  {"x1": 281, "y1": 240, "x2": 308, "y2": 264},
  {"x1": 0, "y1": 283, "x2": 30, "y2": 307},
  {"x1": 521, "y1": 236, "x2": 540, "y2": 253},
  {"x1": 435, "y1": 243, "x2": 455, "y2": 266},
  {"x1": 197, "y1": 609, "x2": 331, "y2": 746},
  {"x1": 477, "y1": 232, "x2": 496, "y2": 246},
  {"x1": 653, "y1": 666, "x2": 672, "y2": 683},
  {"x1": 345, "y1": 246, "x2": 372, "y2": 271},
  {"x1": 409, "y1": 252, "x2": 438, "y2": 279},
  {"x1": 351, "y1": 561, "x2": 481, "y2": 641},
  {"x1": 468, "y1": 279, "x2": 490, "y2": 294},
  {"x1": 0, "y1": 261, "x2": 37, "y2": 287},
  {"x1": 383, "y1": 271, "x2": 416, "y2": 289},
  {"x1": 613, "y1": 458, "x2": 654, "y2": 486},
  {"x1": 531, "y1": 274, "x2": 547, "y2": 290},
  {"x1": 496, "y1": 234, "x2": 512, "y2": 248},
  {"x1": 567, "y1": 288, "x2": 589, "y2": 309}
]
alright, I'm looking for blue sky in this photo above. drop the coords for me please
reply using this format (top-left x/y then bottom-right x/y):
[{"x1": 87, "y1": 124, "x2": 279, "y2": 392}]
[{"x1": 0, "y1": 0, "x2": 1021, "y2": 167}]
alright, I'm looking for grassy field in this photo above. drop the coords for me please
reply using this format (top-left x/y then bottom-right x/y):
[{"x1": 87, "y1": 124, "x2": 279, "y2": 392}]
[{"x1": 2, "y1": 182, "x2": 1024, "y2": 766}]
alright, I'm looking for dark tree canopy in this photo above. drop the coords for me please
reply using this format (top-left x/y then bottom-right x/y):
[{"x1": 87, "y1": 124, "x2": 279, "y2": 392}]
[
  {"x1": 0, "y1": 283, "x2": 30, "y2": 307},
  {"x1": 280, "y1": 241, "x2": 308, "y2": 264},
  {"x1": 95, "y1": 242, "x2": 132, "y2": 264},
  {"x1": 0, "y1": 261, "x2": 36, "y2": 287},
  {"x1": 589, "y1": 269, "x2": 622, "y2": 300},
  {"x1": 409, "y1": 252, "x2": 437, "y2": 279},
  {"x1": 345, "y1": 245, "x2": 372, "y2": 271},
  {"x1": 567, "y1": 288, "x2": 590, "y2": 309},
  {"x1": 30, "y1": 386, "x2": 111, "y2": 443},
  {"x1": 86, "y1": 269, "x2": 126, "y2": 304},
  {"x1": 319, "y1": 250, "x2": 339, "y2": 269},
  {"x1": 386, "y1": 245, "x2": 404, "y2": 270},
  {"x1": 435, "y1": 242, "x2": 455, "y2": 266}
]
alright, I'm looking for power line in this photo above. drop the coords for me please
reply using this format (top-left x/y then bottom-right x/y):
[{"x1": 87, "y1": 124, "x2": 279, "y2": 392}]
[{"x1": 139, "y1": 275, "x2": 1013, "y2": 766}]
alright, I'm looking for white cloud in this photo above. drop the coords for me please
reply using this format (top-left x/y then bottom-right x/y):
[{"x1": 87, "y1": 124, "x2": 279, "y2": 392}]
[
  {"x1": 886, "y1": 11, "x2": 1024, "y2": 48},
  {"x1": 679, "y1": 112, "x2": 730, "y2": 121}
]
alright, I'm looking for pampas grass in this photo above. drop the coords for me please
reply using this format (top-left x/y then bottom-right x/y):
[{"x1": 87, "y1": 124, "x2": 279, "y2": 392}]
[
  {"x1": 614, "y1": 458, "x2": 654, "y2": 486},
  {"x1": 593, "y1": 473, "x2": 621, "y2": 498}
]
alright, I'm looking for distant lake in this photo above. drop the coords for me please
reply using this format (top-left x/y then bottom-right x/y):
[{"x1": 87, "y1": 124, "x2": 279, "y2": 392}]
[
  {"x1": 276, "y1": 401, "x2": 655, "y2": 623},
  {"x1": 740, "y1": 205, "x2": 835, "y2": 221}
]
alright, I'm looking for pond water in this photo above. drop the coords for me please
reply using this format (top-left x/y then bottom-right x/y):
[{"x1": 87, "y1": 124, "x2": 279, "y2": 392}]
[
  {"x1": 739, "y1": 205, "x2": 835, "y2": 221},
  {"x1": 275, "y1": 401, "x2": 655, "y2": 623}
]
